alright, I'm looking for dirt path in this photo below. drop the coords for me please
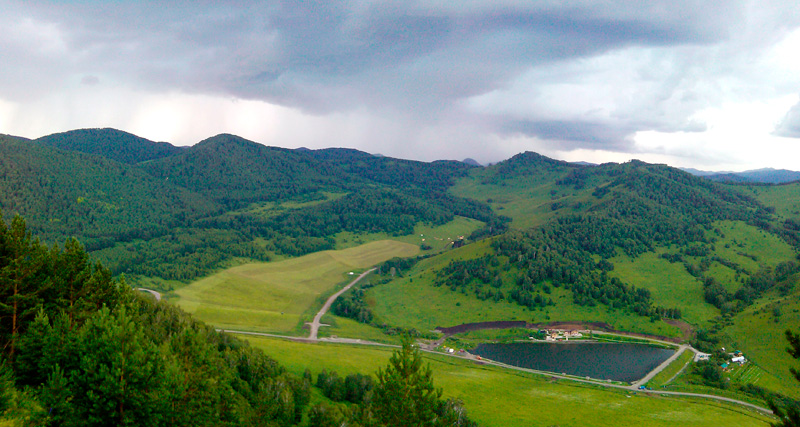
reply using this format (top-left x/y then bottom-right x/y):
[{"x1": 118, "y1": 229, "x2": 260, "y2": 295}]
[
  {"x1": 308, "y1": 268, "x2": 375, "y2": 340},
  {"x1": 136, "y1": 288, "x2": 162, "y2": 301}
]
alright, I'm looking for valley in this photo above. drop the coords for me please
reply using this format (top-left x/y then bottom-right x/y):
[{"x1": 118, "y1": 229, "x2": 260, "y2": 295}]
[{"x1": 1, "y1": 129, "x2": 799, "y2": 426}]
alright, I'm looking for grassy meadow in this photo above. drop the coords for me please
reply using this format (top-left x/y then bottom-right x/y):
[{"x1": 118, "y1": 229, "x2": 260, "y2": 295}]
[
  {"x1": 246, "y1": 336, "x2": 774, "y2": 427},
  {"x1": 744, "y1": 182, "x2": 800, "y2": 220},
  {"x1": 450, "y1": 169, "x2": 597, "y2": 229},
  {"x1": 170, "y1": 240, "x2": 419, "y2": 334},
  {"x1": 609, "y1": 220, "x2": 796, "y2": 327},
  {"x1": 610, "y1": 250, "x2": 717, "y2": 325}
]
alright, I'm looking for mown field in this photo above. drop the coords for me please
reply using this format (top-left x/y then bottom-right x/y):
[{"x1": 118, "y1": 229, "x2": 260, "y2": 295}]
[
  {"x1": 246, "y1": 336, "x2": 774, "y2": 427},
  {"x1": 170, "y1": 240, "x2": 419, "y2": 334}
]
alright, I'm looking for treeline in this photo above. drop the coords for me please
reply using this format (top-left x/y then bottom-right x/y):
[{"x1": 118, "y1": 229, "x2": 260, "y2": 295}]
[
  {"x1": 36, "y1": 128, "x2": 183, "y2": 165},
  {"x1": 332, "y1": 287, "x2": 374, "y2": 323},
  {"x1": 308, "y1": 148, "x2": 475, "y2": 192}
]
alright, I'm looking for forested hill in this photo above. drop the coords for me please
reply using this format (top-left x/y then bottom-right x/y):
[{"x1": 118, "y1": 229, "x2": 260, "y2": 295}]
[
  {"x1": 0, "y1": 134, "x2": 218, "y2": 251},
  {"x1": 3, "y1": 128, "x2": 794, "y2": 287},
  {"x1": 35, "y1": 128, "x2": 184, "y2": 164},
  {"x1": 307, "y1": 147, "x2": 475, "y2": 192},
  {"x1": 0, "y1": 130, "x2": 499, "y2": 281},
  {"x1": 139, "y1": 134, "x2": 349, "y2": 209},
  {"x1": 435, "y1": 157, "x2": 797, "y2": 323}
]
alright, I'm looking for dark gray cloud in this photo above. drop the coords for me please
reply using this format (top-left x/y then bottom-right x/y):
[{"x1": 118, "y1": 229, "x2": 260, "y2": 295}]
[
  {"x1": 2, "y1": 1, "x2": 800, "y2": 167},
  {"x1": 503, "y1": 119, "x2": 634, "y2": 150}
]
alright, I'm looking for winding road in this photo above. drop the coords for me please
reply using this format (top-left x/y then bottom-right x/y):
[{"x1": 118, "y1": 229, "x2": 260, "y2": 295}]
[
  {"x1": 136, "y1": 287, "x2": 162, "y2": 301},
  {"x1": 308, "y1": 268, "x2": 375, "y2": 339}
]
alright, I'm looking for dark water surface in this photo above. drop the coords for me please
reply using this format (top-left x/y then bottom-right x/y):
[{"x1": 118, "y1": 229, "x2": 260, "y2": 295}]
[{"x1": 471, "y1": 342, "x2": 674, "y2": 382}]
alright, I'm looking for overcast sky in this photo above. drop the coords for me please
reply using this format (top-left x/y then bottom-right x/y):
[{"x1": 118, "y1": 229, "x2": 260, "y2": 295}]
[{"x1": 2, "y1": 1, "x2": 800, "y2": 170}]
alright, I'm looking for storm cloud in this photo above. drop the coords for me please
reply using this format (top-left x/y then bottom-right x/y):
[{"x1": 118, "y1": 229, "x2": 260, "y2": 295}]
[{"x1": 2, "y1": 1, "x2": 800, "y2": 169}]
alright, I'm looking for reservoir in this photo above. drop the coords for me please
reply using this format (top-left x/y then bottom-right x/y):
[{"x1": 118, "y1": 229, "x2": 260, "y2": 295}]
[{"x1": 471, "y1": 342, "x2": 674, "y2": 382}]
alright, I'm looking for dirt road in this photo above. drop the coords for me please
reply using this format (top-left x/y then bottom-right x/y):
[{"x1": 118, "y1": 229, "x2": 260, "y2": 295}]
[
  {"x1": 136, "y1": 288, "x2": 162, "y2": 301},
  {"x1": 308, "y1": 268, "x2": 375, "y2": 340}
]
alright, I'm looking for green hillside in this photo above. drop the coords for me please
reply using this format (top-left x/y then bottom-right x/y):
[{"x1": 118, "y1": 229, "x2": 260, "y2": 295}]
[
  {"x1": 36, "y1": 127, "x2": 184, "y2": 164},
  {"x1": 0, "y1": 134, "x2": 218, "y2": 250},
  {"x1": 139, "y1": 134, "x2": 346, "y2": 208}
]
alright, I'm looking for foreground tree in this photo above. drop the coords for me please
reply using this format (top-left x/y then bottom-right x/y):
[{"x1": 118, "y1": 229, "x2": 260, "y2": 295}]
[
  {"x1": 364, "y1": 338, "x2": 477, "y2": 427},
  {"x1": 772, "y1": 330, "x2": 800, "y2": 426}
]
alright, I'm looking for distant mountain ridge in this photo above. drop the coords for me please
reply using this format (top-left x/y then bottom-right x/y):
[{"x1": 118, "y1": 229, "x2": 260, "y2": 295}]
[{"x1": 682, "y1": 167, "x2": 800, "y2": 184}]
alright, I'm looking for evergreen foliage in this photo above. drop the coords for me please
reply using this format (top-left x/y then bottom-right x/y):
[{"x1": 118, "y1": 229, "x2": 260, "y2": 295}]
[
  {"x1": 0, "y1": 135, "x2": 218, "y2": 252},
  {"x1": 139, "y1": 134, "x2": 344, "y2": 209},
  {"x1": 35, "y1": 128, "x2": 183, "y2": 165},
  {"x1": 0, "y1": 216, "x2": 312, "y2": 426}
]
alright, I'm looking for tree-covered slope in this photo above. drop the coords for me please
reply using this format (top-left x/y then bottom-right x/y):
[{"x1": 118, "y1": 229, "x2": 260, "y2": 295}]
[
  {"x1": 0, "y1": 135, "x2": 218, "y2": 250},
  {"x1": 140, "y1": 134, "x2": 348, "y2": 208},
  {"x1": 307, "y1": 148, "x2": 475, "y2": 192},
  {"x1": 382, "y1": 157, "x2": 792, "y2": 331},
  {"x1": 36, "y1": 128, "x2": 184, "y2": 164}
]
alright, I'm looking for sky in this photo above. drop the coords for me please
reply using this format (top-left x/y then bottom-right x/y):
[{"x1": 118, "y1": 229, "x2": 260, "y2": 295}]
[{"x1": 2, "y1": 1, "x2": 800, "y2": 171}]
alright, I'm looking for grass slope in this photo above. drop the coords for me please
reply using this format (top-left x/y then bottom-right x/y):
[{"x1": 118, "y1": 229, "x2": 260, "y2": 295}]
[
  {"x1": 171, "y1": 240, "x2": 419, "y2": 334},
  {"x1": 246, "y1": 336, "x2": 773, "y2": 427},
  {"x1": 610, "y1": 221, "x2": 796, "y2": 327},
  {"x1": 725, "y1": 286, "x2": 800, "y2": 399}
]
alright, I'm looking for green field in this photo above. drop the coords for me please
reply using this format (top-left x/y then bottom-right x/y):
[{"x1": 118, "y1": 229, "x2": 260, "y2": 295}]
[
  {"x1": 611, "y1": 251, "x2": 717, "y2": 325},
  {"x1": 171, "y1": 240, "x2": 419, "y2": 334},
  {"x1": 246, "y1": 336, "x2": 773, "y2": 427},
  {"x1": 450, "y1": 168, "x2": 597, "y2": 229},
  {"x1": 744, "y1": 182, "x2": 800, "y2": 220},
  {"x1": 609, "y1": 220, "x2": 796, "y2": 327}
]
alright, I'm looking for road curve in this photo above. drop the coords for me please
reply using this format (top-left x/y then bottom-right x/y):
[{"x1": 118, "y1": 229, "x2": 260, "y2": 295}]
[
  {"x1": 308, "y1": 268, "x2": 376, "y2": 340},
  {"x1": 136, "y1": 287, "x2": 162, "y2": 301}
]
